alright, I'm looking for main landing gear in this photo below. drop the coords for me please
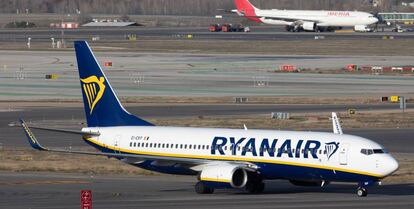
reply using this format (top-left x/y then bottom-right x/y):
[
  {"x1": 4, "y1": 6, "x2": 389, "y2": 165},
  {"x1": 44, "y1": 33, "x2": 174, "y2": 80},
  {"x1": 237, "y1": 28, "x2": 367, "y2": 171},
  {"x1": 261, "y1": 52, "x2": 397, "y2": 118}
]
[
  {"x1": 246, "y1": 182, "x2": 265, "y2": 194},
  {"x1": 245, "y1": 173, "x2": 265, "y2": 194},
  {"x1": 195, "y1": 181, "x2": 214, "y2": 194},
  {"x1": 194, "y1": 181, "x2": 265, "y2": 194}
]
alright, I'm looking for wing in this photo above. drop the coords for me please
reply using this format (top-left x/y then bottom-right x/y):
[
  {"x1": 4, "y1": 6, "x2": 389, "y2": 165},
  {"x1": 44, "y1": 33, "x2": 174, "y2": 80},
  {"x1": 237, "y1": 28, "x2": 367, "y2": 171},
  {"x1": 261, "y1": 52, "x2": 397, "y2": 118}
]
[
  {"x1": 20, "y1": 119, "x2": 206, "y2": 165},
  {"x1": 242, "y1": 14, "x2": 322, "y2": 23},
  {"x1": 263, "y1": 16, "x2": 321, "y2": 23},
  {"x1": 20, "y1": 119, "x2": 259, "y2": 172}
]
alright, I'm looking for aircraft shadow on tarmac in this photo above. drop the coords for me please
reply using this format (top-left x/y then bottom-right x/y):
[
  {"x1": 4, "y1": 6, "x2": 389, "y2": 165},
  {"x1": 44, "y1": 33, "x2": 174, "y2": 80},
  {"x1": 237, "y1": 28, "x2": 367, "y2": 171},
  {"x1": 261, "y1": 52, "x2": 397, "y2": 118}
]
[
  {"x1": 264, "y1": 184, "x2": 414, "y2": 195},
  {"x1": 162, "y1": 182, "x2": 414, "y2": 196},
  {"x1": 257, "y1": 183, "x2": 414, "y2": 196}
]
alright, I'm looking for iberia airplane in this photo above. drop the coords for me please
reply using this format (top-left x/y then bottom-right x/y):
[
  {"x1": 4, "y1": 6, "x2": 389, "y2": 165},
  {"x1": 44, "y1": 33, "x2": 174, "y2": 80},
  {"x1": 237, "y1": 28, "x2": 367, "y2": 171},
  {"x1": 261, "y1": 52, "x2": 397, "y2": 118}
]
[
  {"x1": 232, "y1": 0, "x2": 378, "y2": 32},
  {"x1": 21, "y1": 41, "x2": 398, "y2": 197}
]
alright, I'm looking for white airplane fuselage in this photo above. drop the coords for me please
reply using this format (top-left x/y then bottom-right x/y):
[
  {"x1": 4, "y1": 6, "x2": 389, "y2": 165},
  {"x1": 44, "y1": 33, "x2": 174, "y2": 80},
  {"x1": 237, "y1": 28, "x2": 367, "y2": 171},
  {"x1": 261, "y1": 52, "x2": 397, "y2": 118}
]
[
  {"x1": 257, "y1": 10, "x2": 378, "y2": 27},
  {"x1": 83, "y1": 126, "x2": 398, "y2": 182}
]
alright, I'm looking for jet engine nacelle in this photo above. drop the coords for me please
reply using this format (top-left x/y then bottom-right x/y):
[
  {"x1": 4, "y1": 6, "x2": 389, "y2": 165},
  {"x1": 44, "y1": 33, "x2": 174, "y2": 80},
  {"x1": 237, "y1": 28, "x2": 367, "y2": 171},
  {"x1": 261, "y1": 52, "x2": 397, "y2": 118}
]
[
  {"x1": 200, "y1": 165, "x2": 248, "y2": 189},
  {"x1": 302, "y1": 21, "x2": 317, "y2": 31},
  {"x1": 354, "y1": 25, "x2": 372, "y2": 32}
]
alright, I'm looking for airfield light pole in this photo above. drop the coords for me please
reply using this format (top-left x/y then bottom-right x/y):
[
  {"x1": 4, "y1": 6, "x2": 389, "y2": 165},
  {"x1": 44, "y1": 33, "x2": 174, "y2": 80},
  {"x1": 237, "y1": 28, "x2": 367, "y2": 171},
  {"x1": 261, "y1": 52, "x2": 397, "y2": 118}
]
[
  {"x1": 27, "y1": 37, "x2": 31, "y2": 49},
  {"x1": 60, "y1": 16, "x2": 65, "y2": 48},
  {"x1": 51, "y1": 38, "x2": 55, "y2": 48}
]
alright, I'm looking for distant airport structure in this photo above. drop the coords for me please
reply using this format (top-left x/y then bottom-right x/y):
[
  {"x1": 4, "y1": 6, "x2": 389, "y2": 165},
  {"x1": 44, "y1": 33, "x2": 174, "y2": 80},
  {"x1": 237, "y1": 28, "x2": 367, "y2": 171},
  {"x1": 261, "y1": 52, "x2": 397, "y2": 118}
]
[
  {"x1": 82, "y1": 22, "x2": 139, "y2": 27},
  {"x1": 378, "y1": 12, "x2": 414, "y2": 24}
]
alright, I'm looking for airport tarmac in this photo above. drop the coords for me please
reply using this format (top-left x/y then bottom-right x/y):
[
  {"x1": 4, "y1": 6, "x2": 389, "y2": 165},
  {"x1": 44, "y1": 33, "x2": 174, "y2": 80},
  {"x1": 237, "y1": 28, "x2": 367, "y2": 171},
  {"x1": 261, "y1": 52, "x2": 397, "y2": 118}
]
[
  {"x1": 1, "y1": 50, "x2": 414, "y2": 99},
  {"x1": 1, "y1": 26, "x2": 414, "y2": 42},
  {"x1": 0, "y1": 172, "x2": 413, "y2": 209}
]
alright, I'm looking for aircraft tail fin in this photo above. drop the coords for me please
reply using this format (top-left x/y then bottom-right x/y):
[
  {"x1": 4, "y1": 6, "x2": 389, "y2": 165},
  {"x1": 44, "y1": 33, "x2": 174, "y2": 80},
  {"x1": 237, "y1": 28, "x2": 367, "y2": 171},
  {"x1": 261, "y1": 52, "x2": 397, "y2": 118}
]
[
  {"x1": 234, "y1": 0, "x2": 261, "y2": 22},
  {"x1": 234, "y1": 0, "x2": 258, "y2": 11},
  {"x1": 74, "y1": 41, "x2": 154, "y2": 127}
]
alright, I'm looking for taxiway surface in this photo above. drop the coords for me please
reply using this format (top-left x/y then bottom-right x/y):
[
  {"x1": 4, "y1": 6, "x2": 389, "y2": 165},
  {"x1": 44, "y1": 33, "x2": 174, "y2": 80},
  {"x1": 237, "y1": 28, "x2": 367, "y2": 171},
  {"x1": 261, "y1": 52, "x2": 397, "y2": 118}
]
[
  {"x1": 1, "y1": 50, "x2": 414, "y2": 99},
  {"x1": 0, "y1": 172, "x2": 412, "y2": 209},
  {"x1": 1, "y1": 26, "x2": 414, "y2": 42}
]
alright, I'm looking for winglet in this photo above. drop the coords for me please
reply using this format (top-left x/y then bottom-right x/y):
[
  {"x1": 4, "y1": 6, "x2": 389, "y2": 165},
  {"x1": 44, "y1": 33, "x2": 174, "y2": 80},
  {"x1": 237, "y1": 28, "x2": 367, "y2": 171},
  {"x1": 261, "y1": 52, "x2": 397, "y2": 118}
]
[
  {"x1": 20, "y1": 118, "x2": 47, "y2": 151},
  {"x1": 331, "y1": 113, "x2": 343, "y2": 135}
]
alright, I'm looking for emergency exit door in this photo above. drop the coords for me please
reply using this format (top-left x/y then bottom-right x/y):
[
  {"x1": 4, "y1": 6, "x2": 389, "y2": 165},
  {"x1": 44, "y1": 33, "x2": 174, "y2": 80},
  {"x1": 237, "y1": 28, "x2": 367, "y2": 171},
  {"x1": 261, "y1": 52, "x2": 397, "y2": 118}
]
[{"x1": 339, "y1": 143, "x2": 349, "y2": 165}]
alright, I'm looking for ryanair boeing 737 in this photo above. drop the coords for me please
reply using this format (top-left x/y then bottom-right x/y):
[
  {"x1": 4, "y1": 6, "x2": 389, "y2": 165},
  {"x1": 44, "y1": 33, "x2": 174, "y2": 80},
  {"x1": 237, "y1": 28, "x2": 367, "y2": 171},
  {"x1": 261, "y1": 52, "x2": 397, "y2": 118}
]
[{"x1": 21, "y1": 41, "x2": 398, "y2": 197}]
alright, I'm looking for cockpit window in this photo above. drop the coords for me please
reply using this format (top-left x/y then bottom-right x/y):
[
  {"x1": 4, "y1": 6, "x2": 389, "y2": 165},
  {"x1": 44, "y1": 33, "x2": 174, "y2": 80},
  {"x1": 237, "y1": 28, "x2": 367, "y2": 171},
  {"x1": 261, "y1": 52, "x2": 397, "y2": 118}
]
[
  {"x1": 373, "y1": 149, "x2": 387, "y2": 154},
  {"x1": 361, "y1": 148, "x2": 387, "y2": 155},
  {"x1": 361, "y1": 149, "x2": 367, "y2": 155}
]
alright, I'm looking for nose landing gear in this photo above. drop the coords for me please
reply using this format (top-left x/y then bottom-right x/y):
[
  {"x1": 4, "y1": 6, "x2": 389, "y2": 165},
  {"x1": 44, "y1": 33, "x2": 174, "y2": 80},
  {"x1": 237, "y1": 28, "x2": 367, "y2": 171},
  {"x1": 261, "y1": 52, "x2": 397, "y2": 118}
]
[
  {"x1": 356, "y1": 187, "x2": 368, "y2": 197},
  {"x1": 356, "y1": 181, "x2": 376, "y2": 197}
]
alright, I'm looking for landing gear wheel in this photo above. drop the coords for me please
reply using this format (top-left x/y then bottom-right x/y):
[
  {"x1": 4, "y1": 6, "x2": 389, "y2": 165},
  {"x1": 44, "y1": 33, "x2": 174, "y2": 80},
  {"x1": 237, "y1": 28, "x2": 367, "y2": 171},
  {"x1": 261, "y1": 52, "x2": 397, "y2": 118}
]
[
  {"x1": 357, "y1": 187, "x2": 368, "y2": 197},
  {"x1": 256, "y1": 182, "x2": 265, "y2": 193},
  {"x1": 246, "y1": 182, "x2": 265, "y2": 194},
  {"x1": 195, "y1": 182, "x2": 214, "y2": 194}
]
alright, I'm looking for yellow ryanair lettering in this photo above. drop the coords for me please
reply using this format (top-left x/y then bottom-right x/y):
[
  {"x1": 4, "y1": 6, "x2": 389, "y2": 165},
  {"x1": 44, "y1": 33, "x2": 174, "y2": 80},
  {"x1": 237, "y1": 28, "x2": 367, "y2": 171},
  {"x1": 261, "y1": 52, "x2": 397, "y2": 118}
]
[{"x1": 80, "y1": 76, "x2": 106, "y2": 114}]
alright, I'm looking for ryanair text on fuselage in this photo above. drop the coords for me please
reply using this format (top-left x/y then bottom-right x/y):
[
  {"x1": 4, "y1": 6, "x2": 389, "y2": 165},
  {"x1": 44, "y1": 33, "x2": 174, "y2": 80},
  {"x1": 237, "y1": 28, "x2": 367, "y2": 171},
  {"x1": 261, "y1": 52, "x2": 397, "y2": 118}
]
[{"x1": 211, "y1": 136, "x2": 339, "y2": 159}]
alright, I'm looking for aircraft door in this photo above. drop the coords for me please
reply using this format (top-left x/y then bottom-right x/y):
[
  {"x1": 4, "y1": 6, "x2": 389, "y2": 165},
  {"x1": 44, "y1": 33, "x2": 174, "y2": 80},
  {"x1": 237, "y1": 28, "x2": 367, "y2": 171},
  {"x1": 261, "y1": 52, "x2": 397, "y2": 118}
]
[{"x1": 339, "y1": 143, "x2": 349, "y2": 165}]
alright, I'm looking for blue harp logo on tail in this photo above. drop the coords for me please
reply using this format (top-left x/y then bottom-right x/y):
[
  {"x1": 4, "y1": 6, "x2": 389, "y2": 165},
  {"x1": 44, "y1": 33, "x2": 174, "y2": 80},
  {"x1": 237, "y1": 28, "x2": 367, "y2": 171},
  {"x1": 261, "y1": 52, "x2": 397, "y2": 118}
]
[
  {"x1": 81, "y1": 76, "x2": 106, "y2": 114},
  {"x1": 325, "y1": 142, "x2": 340, "y2": 160}
]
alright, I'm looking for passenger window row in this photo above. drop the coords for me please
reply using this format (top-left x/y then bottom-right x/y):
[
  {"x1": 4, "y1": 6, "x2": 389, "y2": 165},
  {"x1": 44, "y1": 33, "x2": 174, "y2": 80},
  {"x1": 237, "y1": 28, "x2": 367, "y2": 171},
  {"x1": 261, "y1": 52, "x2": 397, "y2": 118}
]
[
  {"x1": 129, "y1": 142, "x2": 327, "y2": 155},
  {"x1": 129, "y1": 142, "x2": 210, "y2": 150}
]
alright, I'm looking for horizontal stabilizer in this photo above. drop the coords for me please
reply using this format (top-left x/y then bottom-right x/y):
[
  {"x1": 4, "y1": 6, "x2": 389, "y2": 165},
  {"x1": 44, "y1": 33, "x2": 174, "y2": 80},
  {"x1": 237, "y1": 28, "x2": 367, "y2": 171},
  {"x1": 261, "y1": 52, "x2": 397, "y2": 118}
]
[
  {"x1": 16, "y1": 121, "x2": 100, "y2": 136},
  {"x1": 26, "y1": 125, "x2": 99, "y2": 136}
]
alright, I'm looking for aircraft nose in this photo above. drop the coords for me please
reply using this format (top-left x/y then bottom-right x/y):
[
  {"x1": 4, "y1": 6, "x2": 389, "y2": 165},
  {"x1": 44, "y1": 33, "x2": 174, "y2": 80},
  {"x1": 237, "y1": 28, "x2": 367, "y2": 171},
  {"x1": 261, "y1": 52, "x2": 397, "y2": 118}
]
[
  {"x1": 384, "y1": 156, "x2": 399, "y2": 176},
  {"x1": 372, "y1": 17, "x2": 379, "y2": 24}
]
